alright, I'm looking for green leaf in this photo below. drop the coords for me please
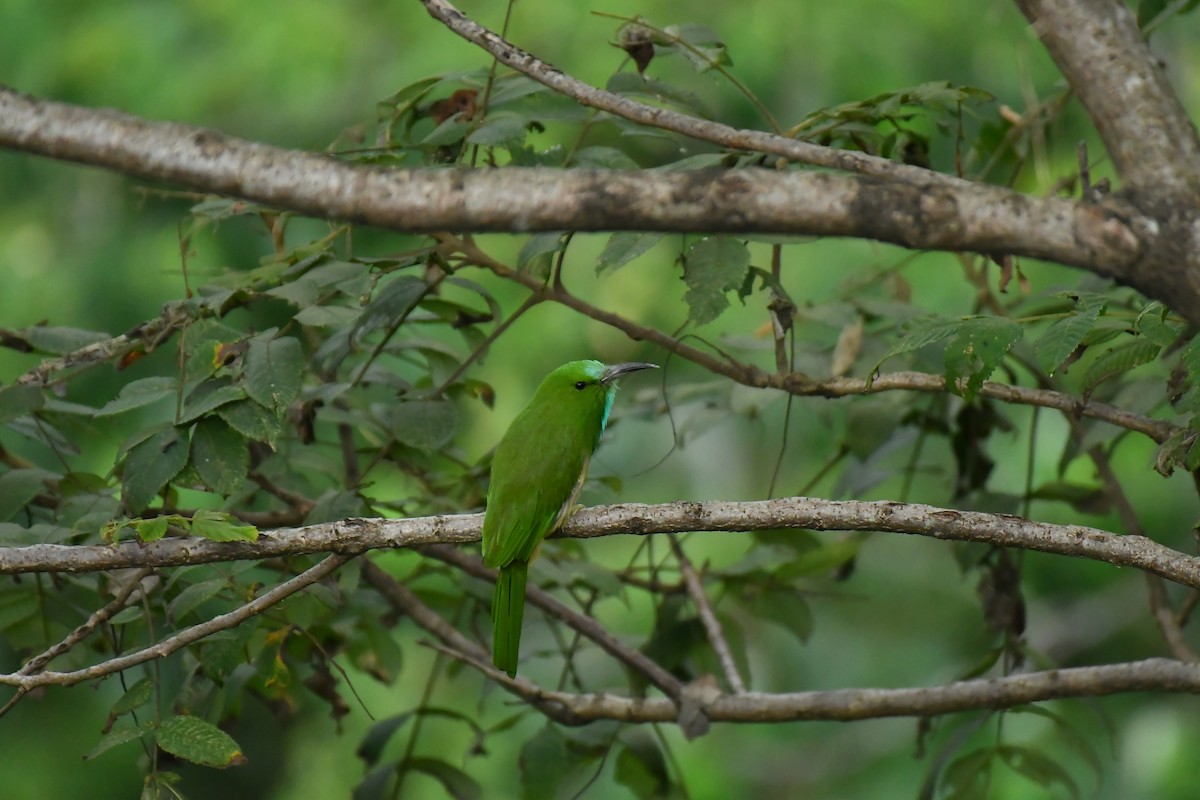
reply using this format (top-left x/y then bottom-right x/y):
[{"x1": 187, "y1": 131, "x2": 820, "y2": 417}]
[
  {"x1": 597, "y1": 232, "x2": 664, "y2": 274},
  {"x1": 683, "y1": 237, "x2": 751, "y2": 325},
  {"x1": 356, "y1": 713, "x2": 414, "y2": 767},
  {"x1": 110, "y1": 678, "x2": 155, "y2": 717},
  {"x1": 1008, "y1": 705, "x2": 1104, "y2": 787},
  {"x1": 217, "y1": 398, "x2": 283, "y2": 446},
  {"x1": 520, "y1": 726, "x2": 571, "y2": 800},
  {"x1": 614, "y1": 734, "x2": 679, "y2": 800},
  {"x1": 1080, "y1": 339, "x2": 1161, "y2": 397},
  {"x1": 570, "y1": 146, "x2": 641, "y2": 169},
  {"x1": 465, "y1": 113, "x2": 529, "y2": 147},
  {"x1": 389, "y1": 400, "x2": 459, "y2": 451},
  {"x1": 996, "y1": 744, "x2": 1080, "y2": 799},
  {"x1": 942, "y1": 747, "x2": 994, "y2": 800},
  {"x1": 169, "y1": 578, "x2": 227, "y2": 621},
  {"x1": 0, "y1": 468, "x2": 54, "y2": 522},
  {"x1": 243, "y1": 336, "x2": 304, "y2": 412},
  {"x1": 122, "y1": 427, "x2": 190, "y2": 513},
  {"x1": 872, "y1": 315, "x2": 965, "y2": 373},
  {"x1": 663, "y1": 23, "x2": 732, "y2": 72},
  {"x1": 1134, "y1": 301, "x2": 1183, "y2": 347},
  {"x1": 355, "y1": 276, "x2": 427, "y2": 339},
  {"x1": 0, "y1": 384, "x2": 45, "y2": 423},
  {"x1": 191, "y1": 417, "x2": 248, "y2": 495},
  {"x1": 133, "y1": 516, "x2": 170, "y2": 542},
  {"x1": 156, "y1": 714, "x2": 246, "y2": 768},
  {"x1": 189, "y1": 509, "x2": 258, "y2": 543},
  {"x1": 517, "y1": 232, "x2": 568, "y2": 276},
  {"x1": 86, "y1": 721, "x2": 155, "y2": 761},
  {"x1": 1035, "y1": 295, "x2": 1105, "y2": 374},
  {"x1": 179, "y1": 379, "x2": 246, "y2": 423},
  {"x1": 736, "y1": 580, "x2": 812, "y2": 642},
  {"x1": 295, "y1": 305, "x2": 360, "y2": 328},
  {"x1": 407, "y1": 757, "x2": 481, "y2": 800},
  {"x1": 943, "y1": 317, "x2": 1023, "y2": 401},
  {"x1": 95, "y1": 376, "x2": 177, "y2": 417},
  {"x1": 606, "y1": 72, "x2": 711, "y2": 118}
]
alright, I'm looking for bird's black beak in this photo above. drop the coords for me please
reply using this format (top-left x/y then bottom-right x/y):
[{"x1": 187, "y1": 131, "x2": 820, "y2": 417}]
[{"x1": 601, "y1": 362, "x2": 659, "y2": 384}]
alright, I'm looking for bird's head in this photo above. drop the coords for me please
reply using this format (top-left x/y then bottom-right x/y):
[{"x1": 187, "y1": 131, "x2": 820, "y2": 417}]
[{"x1": 534, "y1": 359, "x2": 658, "y2": 430}]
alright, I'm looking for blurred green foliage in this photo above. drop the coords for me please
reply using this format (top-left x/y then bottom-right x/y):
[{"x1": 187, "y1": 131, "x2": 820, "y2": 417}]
[{"x1": 4, "y1": 1, "x2": 1200, "y2": 799}]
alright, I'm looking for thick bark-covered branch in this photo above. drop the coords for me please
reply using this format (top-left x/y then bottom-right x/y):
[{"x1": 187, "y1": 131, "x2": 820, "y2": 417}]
[
  {"x1": 0, "y1": 85, "x2": 1137, "y2": 274},
  {"x1": 4, "y1": 498, "x2": 1199, "y2": 592},
  {"x1": 1013, "y1": 0, "x2": 1200, "y2": 194},
  {"x1": 1012, "y1": 0, "x2": 1200, "y2": 316}
]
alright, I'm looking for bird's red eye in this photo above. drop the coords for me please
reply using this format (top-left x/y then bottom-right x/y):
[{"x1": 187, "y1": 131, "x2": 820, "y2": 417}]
[{"x1": 574, "y1": 381, "x2": 587, "y2": 390}]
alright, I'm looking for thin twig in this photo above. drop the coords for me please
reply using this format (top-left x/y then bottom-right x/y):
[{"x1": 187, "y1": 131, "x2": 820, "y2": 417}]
[
  {"x1": 668, "y1": 538, "x2": 746, "y2": 693},
  {"x1": 418, "y1": 0, "x2": 960, "y2": 186},
  {"x1": 0, "y1": 554, "x2": 353, "y2": 690},
  {"x1": 445, "y1": 233, "x2": 1179, "y2": 445},
  {"x1": 419, "y1": 544, "x2": 687, "y2": 704},
  {"x1": 20, "y1": 567, "x2": 155, "y2": 676}
]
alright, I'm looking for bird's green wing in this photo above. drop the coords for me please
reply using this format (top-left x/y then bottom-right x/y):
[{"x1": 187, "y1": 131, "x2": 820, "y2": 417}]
[{"x1": 482, "y1": 443, "x2": 589, "y2": 568}]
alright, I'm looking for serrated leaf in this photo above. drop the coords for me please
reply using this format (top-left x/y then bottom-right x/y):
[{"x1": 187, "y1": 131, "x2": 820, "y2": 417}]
[
  {"x1": 217, "y1": 398, "x2": 283, "y2": 446},
  {"x1": 683, "y1": 237, "x2": 751, "y2": 325},
  {"x1": 133, "y1": 517, "x2": 170, "y2": 542},
  {"x1": 1035, "y1": 296, "x2": 1105, "y2": 374},
  {"x1": 597, "y1": 232, "x2": 664, "y2": 274},
  {"x1": 243, "y1": 336, "x2": 304, "y2": 412},
  {"x1": 1081, "y1": 339, "x2": 1161, "y2": 397},
  {"x1": 355, "y1": 276, "x2": 426, "y2": 340},
  {"x1": 179, "y1": 380, "x2": 246, "y2": 424},
  {"x1": 95, "y1": 376, "x2": 177, "y2": 417},
  {"x1": 191, "y1": 417, "x2": 248, "y2": 495},
  {"x1": 189, "y1": 509, "x2": 258, "y2": 543},
  {"x1": 389, "y1": 400, "x2": 458, "y2": 451},
  {"x1": 0, "y1": 384, "x2": 45, "y2": 423},
  {"x1": 407, "y1": 757, "x2": 482, "y2": 800},
  {"x1": 873, "y1": 316, "x2": 965, "y2": 371},
  {"x1": 156, "y1": 715, "x2": 246, "y2": 768},
  {"x1": 943, "y1": 317, "x2": 1023, "y2": 401},
  {"x1": 122, "y1": 427, "x2": 190, "y2": 513}
]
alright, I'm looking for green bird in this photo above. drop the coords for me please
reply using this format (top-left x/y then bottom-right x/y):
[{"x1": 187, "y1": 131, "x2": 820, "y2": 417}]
[{"x1": 482, "y1": 359, "x2": 658, "y2": 677}]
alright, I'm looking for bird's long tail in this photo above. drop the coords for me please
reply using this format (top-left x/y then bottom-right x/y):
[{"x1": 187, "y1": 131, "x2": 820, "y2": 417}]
[{"x1": 492, "y1": 561, "x2": 528, "y2": 677}]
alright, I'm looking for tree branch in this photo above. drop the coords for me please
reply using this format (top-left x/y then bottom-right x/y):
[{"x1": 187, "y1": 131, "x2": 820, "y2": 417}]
[
  {"x1": 0, "y1": 86, "x2": 1146, "y2": 285},
  {"x1": 418, "y1": 0, "x2": 931, "y2": 183},
  {"x1": 458, "y1": 657, "x2": 1200, "y2": 723},
  {"x1": 4, "y1": 498, "x2": 1199, "y2": 595},
  {"x1": 0, "y1": 553, "x2": 353, "y2": 691},
  {"x1": 1013, "y1": 0, "x2": 1200, "y2": 194},
  {"x1": 448, "y1": 236, "x2": 1181, "y2": 444}
]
